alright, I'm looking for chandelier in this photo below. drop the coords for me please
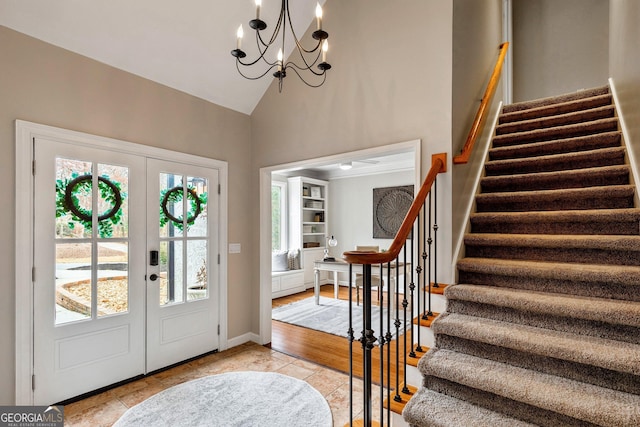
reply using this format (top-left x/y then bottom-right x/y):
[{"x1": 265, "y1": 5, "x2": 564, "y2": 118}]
[{"x1": 231, "y1": 0, "x2": 332, "y2": 91}]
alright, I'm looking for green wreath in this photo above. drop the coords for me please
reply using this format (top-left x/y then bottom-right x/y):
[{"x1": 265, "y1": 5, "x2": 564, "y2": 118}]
[
  {"x1": 159, "y1": 186, "x2": 208, "y2": 231},
  {"x1": 56, "y1": 173, "x2": 126, "y2": 238}
]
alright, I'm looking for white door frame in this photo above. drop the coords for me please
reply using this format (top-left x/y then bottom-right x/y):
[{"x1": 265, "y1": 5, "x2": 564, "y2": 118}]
[
  {"x1": 15, "y1": 120, "x2": 229, "y2": 404},
  {"x1": 258, "y1": 140, "x2": 421, "y2": 345}
]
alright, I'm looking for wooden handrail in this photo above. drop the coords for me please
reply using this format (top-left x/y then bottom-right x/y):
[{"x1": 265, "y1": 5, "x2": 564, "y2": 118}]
[
  {"x1": 453, "y1": 42, "x2": 509, "y2": 165},
  {"x1": 343, "y1": 153, "x2": 447, "y2": 265}
]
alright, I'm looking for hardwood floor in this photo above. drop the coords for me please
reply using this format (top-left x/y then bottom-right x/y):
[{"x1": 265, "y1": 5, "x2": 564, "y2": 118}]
[{"x1": 271, "y1": 284, "x2": 410, "y2": 389}]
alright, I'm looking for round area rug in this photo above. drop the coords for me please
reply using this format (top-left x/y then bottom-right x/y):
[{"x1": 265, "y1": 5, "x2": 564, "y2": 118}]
[{"x1": 113, "y1": 371, "x2": 333, "y2": 427}]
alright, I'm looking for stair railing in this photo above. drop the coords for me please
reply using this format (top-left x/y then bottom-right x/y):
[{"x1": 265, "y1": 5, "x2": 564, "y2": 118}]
[
  {"x1": 453, "y1": 42, "x2": 509, "y2": 165},
  {"x1": 343, "y1": 153, "x2": 447, "y2": 426}
]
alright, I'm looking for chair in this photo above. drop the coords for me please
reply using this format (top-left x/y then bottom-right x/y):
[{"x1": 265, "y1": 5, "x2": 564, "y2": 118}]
[{"x1": 353, "y1": 246, "x2": 382, "y2": 306}]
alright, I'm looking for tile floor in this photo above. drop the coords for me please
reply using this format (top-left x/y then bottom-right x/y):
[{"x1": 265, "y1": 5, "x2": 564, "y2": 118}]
[{"x1": 63, "y1": 341, "x2": 381, "y2": 426}]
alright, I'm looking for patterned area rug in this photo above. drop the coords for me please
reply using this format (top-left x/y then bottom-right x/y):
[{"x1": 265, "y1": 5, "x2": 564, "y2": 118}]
[
  {"x1": 272, "y1": 296, "x2": 401, "y2": 339},
  {"x1": 113, "y1": 372, "x2": 332, "y2": 427}
]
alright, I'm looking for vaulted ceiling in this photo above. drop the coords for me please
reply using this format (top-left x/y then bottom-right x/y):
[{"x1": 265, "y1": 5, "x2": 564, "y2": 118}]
[{"x1": 0, "y1": 0, "x2": 324, "y2": 115}]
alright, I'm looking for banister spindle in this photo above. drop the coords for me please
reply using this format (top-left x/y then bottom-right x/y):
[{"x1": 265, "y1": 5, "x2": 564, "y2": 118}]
[
  {"x1": 409, "y1": 227, "x2": 416, "y2": 358},
  {"x1": 425, "y1": 191, "x2": 434, "y2": 319}
]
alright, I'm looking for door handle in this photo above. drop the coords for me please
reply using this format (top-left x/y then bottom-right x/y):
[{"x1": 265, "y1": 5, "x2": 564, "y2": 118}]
[{"x1": 149, "y1": 274, "x2": 159, "y2": 281}]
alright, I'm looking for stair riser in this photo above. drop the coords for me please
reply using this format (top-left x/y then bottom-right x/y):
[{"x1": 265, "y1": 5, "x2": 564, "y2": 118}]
[
  {"x1": 423, "y1": 376, "x2": 598, "y2": 427},
  {"x1": 476, "y1": 194, "x2": 634, "y2": 213},
  {"x1": 456, "y1": 271, "x2": 640, "y2": 303},
  {"x1": 470, "y1": 218, "x2": 640, "y2": 235},
  {"x1": 488, "y1": 132, "x2": 621, "y2": 161},
  {"x1": 492, "y1": 120, "x2": 619, "y2": 148},
  {"x1": 481, "y1": 169, "x2": 629, "y2": 193},
  {"x1": 464, "y1": 245, "x2": 640, "y2": 266},
  {"x1": 499, "y1": 95, "x2": 613, "y2": 124},
  {"x1": 446, "y1": 299, "x2": 640, "y2": 345},
  {"x1": 496, "y1": 107, "x2": 615, "y2": 135},
  {"x1": 484, "y1": 150, "x2": 626, "y2": 176},
  {"x1": 435, "y1": 334, "x2": 640, "y2": 395}
]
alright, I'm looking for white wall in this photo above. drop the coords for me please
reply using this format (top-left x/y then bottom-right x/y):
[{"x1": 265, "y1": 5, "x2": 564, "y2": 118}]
[{"x1": 329, "y1": 170, "x2": 415, "y2": 264}]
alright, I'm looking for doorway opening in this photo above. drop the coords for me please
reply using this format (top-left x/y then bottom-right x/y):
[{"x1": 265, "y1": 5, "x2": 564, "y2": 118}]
[{"x1": 259, "y1": 140, "x2": 421, "y2": 367}]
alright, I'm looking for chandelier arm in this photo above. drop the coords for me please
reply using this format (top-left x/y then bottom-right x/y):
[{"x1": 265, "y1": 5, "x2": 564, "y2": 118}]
[
  {"x1": 235, "y1": 60, "x2": 279, "y2": 80},
  {"x1": 285, "y1": 60, "x2": 325, "y2": 77},
  {"x1": 285, "y1": 1, "x2": 324, "y2": 54},
  {"x1": 287, "y1": 44, "x2": 323, "y2": 72},
  {"x1": 286, "y1": 66, "x2": 327, "y2": 88}
]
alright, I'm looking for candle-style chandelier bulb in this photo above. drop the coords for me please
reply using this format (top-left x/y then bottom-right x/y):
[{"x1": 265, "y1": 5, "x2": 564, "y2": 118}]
[{"x1": 231, "y1": 0, "x2": 332, "y2": 91}]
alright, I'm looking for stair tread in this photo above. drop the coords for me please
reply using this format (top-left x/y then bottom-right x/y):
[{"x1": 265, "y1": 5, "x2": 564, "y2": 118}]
[
  {"x1": 481, "y1": 164, "x2": 629, "y2": 191},
  {"x1": 488, "y1": 131, "x2": 622, "y2": 160},
  {"x1": 421, "y1": 349, "x2": 640, "y2": 426},
  {"x1": 496, "y1": 105, "x2": 615, "y2": 135},
  {"x1": 476, "y1": 184, "x2": 634, "y2": 204},
  {"x1": 499, "y1": 93, "x2": 613, "y2": 124},
  {"x1": 502, "y1": 87, "x2": 610, "y2": 113},
  {"x1": 384, "y1": 383, "x2": 417, "y2": 414},
  {"x1": 485, "y1": 146, "x2": 625, "y2": 171},
  {"x1": 464, "y1": 233, "x2": 640, "y2": 251},
  {"x1": 407, "y1": 344, "x2": 429, "y2": 367},
  {"x1": 482, "y1": 164, "x2": 628, "y2": 181},
  {"x1": 404, "y1": 388, "x2": 538, "y2": 427},
  {"x1": 434, "y1": 312, "x2": 640, "y2": 375},
  {"x1": 471, "y1": 208, "x2": 640, "y2": 223},
  {"x1": 445, "y1": 282, "x2": 640, "y2": 327},
  {"x1": 492, "y1": 117, "x2": 619, "y2": 146}
]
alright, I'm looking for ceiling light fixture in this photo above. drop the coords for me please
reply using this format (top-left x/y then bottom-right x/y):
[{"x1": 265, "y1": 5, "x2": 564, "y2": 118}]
[
  {"x1": 231, "y1": 0, "x2": 332, "y2": 92},
  {"x1": 339, "y1": 162, "x2": 352, "y2": 170}
]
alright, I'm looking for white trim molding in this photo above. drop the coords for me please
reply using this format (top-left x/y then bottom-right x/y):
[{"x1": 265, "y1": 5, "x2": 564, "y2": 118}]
[{"x1": 609, "y1": 78, "x2": 640, "y2": 206}]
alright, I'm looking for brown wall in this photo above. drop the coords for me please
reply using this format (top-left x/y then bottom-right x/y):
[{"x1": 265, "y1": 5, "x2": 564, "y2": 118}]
[{"x1": 0, "y1": 25, "x2": 252, "y2": 404}]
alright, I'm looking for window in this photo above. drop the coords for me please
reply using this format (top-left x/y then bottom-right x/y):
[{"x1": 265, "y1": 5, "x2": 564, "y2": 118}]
[{"x1": 271, "y1": 181, "x2": 287, "y2": 251}]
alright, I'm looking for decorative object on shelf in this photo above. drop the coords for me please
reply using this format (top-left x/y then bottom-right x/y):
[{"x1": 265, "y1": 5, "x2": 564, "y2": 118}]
[
  {"x1": 56, "y1": 173, "x2": 125, "y2": 238},
  {"x1": 231, "y1": 0, "x2": 332, "y2": 92},
  {"x1": 323, "y1": 235, "x2": 337, "y2": 261},
  {"x1": 310, "y1": 186, "x2": 322, "y2": 198},
  {"x1": 314, "y1": 212, "x2": 323, "y2": 222},
  {"x1": 373, "y1": 185, "x2": 414, "y2": 239},
  {"x1": 159, "y1": 186, "x2": 208, "y2": 231}
]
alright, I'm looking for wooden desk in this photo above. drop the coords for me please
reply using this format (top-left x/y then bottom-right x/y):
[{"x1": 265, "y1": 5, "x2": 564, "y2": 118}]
[{"x1": 313, "y1": 260, "x2": 410, "y2": 306}]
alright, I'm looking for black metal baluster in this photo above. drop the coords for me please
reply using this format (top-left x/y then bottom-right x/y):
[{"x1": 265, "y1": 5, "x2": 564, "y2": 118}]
[
  {"x1": 385, "y1": 262, "x2": 392, "y2": 427},
  {"x1": 409, "y1": 226, "x2": 416, "y2": 359},
  {"x1": 433, "y1": 176, "x2": 439, "y2": 291},
  {"x1": 361, "y1": 264, "x2": 376, "y2": 426},
  {"x1": 424, "y1": 191, "x2": 434, "y2": 319},
  {"x1": 415, "y1": 212, "x2": 424, "y2": 353},
  {"x1": 378, "y1": 262, "x2": 385, "y2": 426},
  {"x1": 348, "y1": 263, "x2": 354, "y2": 427},
  {"x1": 402, "y1": 245, "x2": 409, "y2": 394},
  {"x1": 393, "y1": 255, "x2": 402, "y2": 403}
]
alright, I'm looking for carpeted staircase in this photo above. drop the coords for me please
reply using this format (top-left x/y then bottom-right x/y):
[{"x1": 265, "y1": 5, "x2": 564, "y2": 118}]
[{"x1": 404, "y1": 86, "x2": 640, "y2": 426}]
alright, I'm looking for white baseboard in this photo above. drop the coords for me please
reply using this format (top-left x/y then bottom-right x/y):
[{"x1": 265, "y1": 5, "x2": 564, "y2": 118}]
[{"x1": 226, "y1": 332, "x2": 262, "y2": 349}]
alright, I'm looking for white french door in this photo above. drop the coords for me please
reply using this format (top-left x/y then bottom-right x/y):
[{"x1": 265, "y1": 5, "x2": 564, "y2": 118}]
[
  {"x1": 146, "y1": 159, "x2": 219, "y2": 372},
  {"x1": 32, "y1": 137, "x2": 220, "y2": 404}
]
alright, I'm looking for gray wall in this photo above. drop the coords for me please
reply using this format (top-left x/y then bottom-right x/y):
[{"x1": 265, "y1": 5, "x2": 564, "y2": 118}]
[
  {"x1": 0, "y1": 25, "x2": 252, "y2": 404},
  {"x1": 250, "y1": 0, "x2": 455, "y2": 332},
  {"x1": 329, "y1": 170, "x2": 415, "y2": 260},
  {"x1": 513, "y1": 0, "x2": 609, "y2": 101},
  {"x1": 610, "y1": 0, "x2": 640, "y2": 172},
  {"x1": 451, "y1": 0, "x2": 504, "y2": 255}
]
